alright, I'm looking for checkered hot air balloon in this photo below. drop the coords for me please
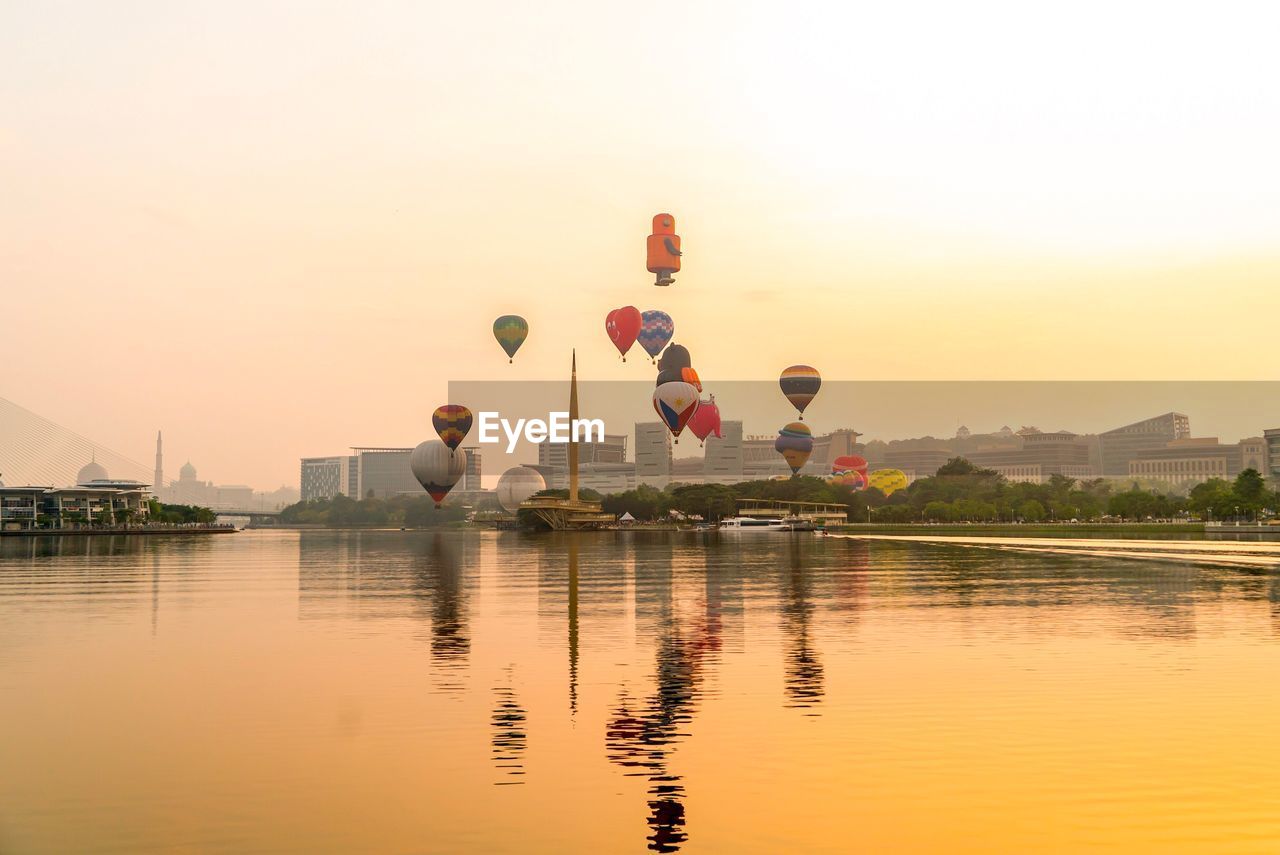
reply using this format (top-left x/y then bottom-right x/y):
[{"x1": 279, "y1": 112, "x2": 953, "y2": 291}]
[
  {"x1": 432, "y1": 405, "x2": 473, "y2": 453},
  {"x1": 779, "y1": 365, "x2": 821, "y2": 419},
  {"x1": 637, "y1": 310, "x2": 675, "y2": 362}
]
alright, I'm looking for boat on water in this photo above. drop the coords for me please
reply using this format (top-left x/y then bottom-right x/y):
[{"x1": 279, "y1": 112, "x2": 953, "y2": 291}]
[{"x1": 718, "y1": 516, "x2": 815, "y2": 532}]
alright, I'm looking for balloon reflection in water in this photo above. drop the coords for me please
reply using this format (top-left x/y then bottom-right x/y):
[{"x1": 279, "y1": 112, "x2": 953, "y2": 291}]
[
  {"x1": 782, "y1": 539, "x2": 824, "y2": 711},
  {"x1": 606, "y1": 566, "x2": 725, "y2": 853},
  {"x1": 412, "y1": 534, "x2": 471, "y2": 694},
  {"x1": 491, "y1": 670, "x2": 527, "y2": 785}
]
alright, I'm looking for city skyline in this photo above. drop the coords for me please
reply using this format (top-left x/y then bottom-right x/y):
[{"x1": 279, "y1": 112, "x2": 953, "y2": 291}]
[{"x1": 4, "y1": 385, "x2": 1278, "y2": 494}]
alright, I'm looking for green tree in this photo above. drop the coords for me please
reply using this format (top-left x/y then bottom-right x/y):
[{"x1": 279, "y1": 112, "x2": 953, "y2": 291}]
[
  {"x1": 669, "y1": 484, "x2": 738, "y2": 522},
  {"x1": 935, "y1": 457, "x2": 996, "y2": 477},
  {"x1": 1017, "y1": 499, "x2": 1046, "y2": 522},
  {"x1": 923, "y1": 501, "x2": 951, "y2": 521},
  {"x1": 1234, "y1": 469, "x2": 1267, "y2": 506}
]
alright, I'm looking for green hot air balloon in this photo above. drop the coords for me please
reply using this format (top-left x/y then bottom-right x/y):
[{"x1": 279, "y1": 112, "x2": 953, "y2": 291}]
[{"x1": 493, "y1": 315, "x2": 529, "y2": 363}]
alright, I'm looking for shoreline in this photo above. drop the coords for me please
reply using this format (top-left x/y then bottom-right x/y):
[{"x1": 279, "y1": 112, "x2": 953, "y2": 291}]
[{"x1": 0, "y1": 526, "x2": 237, "y2": 538}]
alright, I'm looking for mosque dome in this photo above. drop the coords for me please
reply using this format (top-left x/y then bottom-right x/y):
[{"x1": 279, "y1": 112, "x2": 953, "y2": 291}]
[
  {"x1": 180, "y1": 461, "x2": 197, "y2": 481},
  {"x1": 77, "y1": 459, "x2": 109, "y2": 485}
]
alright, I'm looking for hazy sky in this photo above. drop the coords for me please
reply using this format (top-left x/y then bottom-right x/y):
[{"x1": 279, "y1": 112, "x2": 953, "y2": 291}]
[{"x1": 3, "y1": 1, "x2": 1279, "y2": 489}]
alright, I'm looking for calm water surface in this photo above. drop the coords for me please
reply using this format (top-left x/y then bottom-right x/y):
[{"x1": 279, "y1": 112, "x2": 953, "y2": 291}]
[{"x1": 3, "y1": 530, "x2": 1280, "y2": 853}]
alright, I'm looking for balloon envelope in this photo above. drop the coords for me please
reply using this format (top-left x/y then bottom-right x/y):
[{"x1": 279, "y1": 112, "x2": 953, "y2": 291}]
[
  {"x1": 779, "y1": 365, "x2": 821, "y2": 417},
  {"x1": 774, "y1": 422, "x2": 814, "y2": 475},
  {"x1": 656, "y1": 367, "x2": 682, "y2": 386},
  {"x1": 410, "y1": 441, "x2": 467, "y2": 507},
  {"x1": 680, "y1": 366, "x2": 702, "y2": 392},
  {"x1": 606, "y1": 306, "x2": 643, "y2": 359},
  {"x1": 830, "y1": 470, "x2": 869, "y2": 490},
  {"x1": 496, "y1": 466, "x2": 546, "y2": 513},
  {"x1": 652, "y1": 382, "x2": 700, "y2": 438},
  {"x1": 832, "y1": 455, "x2": 868, "y2": 475},
  {"x1": 432, "y1": 405, "x2": 473, "y2": 451},
  {"x1": 687, "y1": 396, "x2": 722, "y2": 443},
  {"x1": 637, "y1": 310, "x2": 675, "y2": 359},
  {"x1": 493, "y1": 315, "x2": 529, "y2": 362},
  {"x1": 657, "y1": 343, "x2": 691, "y2": 371},
  {"x1": 867, "y1": 468, "x2": 909, "y2": 496}
]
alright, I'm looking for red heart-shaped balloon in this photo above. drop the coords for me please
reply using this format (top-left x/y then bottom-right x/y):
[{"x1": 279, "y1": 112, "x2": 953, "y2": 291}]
[{"x1": 605, "y1": 306, "x2": 642, "y2": 360}]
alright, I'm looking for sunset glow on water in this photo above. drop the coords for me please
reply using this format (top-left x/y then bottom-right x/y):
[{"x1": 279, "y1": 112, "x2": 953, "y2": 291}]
[{"x1": 4, "y1": 531, "x2": 1280, "y2": 853}]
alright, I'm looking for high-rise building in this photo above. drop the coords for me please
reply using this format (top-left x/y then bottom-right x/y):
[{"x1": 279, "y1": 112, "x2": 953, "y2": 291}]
[
  {"x1": 462, "y1": 447, "x2": 483, "y2": 491},
  {"x1": 352, "y1": 448, "x2": 418, "y2": 499},
  {"x1": 1099, "y1": 412, "x2": 1190, "y2": 476},
  {"x1": 703, "y1": 420, "x2": 744, "y2": 483},
  {"x1": 536, "y1": 433, "x2": 627, "y2": 488},
  {"x1": 634, "y1": 422, "x2": 671, "y2": 485},
  {"x1": 1264, "y1": 429, "x2": 1280, "y2": 482},
  {"x1": 300, "y1": 456, "x2": 357, "y2": 501}
]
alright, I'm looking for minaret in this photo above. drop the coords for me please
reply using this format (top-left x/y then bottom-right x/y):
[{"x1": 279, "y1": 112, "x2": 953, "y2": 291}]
[
  {"x1": 568, "y1": 350, "x2": 579, "y2": 502},
  {"x1": 154, "y1": 431, "x2": 164, "y2": 489}
]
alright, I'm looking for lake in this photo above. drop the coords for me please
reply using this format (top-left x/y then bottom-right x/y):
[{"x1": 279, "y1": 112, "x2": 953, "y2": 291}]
[{"x1": 3, "y1": 530, "x2": 1280, "y2": 853}]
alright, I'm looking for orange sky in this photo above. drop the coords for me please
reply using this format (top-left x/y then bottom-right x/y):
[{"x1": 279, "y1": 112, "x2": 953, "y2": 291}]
[{"x1": 3, "y1": 2, "x2": 1279, "y2": 488}]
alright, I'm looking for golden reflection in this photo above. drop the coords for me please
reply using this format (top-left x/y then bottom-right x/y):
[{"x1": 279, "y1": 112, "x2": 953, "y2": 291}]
[{"x1": 4, "y1": 532, "x2": 1280, "y2": 852}]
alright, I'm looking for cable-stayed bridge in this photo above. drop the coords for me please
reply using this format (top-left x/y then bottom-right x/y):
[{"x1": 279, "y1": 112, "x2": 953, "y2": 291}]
[{"x1": 0, "y1": 396, "x2": 153, "y2": 487}]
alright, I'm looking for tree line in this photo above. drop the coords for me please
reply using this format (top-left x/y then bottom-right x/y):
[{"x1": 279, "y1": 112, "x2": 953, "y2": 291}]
[
  {"x1": 276, "y1": 458, "x2": 1278, "y2": 528},
  {"x1": 535, "y1": 458, "x2": 1278, "y2": 524},
  {"x1": 278, "y1": 493, "x2": 473, "y2": 526}
]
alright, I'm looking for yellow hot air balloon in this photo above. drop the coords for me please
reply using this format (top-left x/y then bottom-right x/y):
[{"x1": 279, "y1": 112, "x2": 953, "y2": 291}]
[{"x1": 867, "y1": 468, "x2": 909, "y2": 496}]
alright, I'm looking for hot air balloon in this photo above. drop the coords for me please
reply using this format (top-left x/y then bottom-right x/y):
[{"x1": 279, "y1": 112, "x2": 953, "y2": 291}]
[
  {"x1": 647, "y1": 213, "x2": 681, "y2": 286},
  {"x1": 493, "y1": 315, "x2": 529, "y2": 363},
  {"x1": 657, "y1": 343, "x2": 691, "y2": 371},
  {"x1": 410, "y1": 441, "x2": 468, "y2": 508},
  {"x1": 774, "y1": 421, "x2": 813, "y2": 476},
  {"x1": 656, "y1": 343, "x2": 695, "y2": 386},
  {"x1": 637, "y1": 310, "x2": 674, "y2": 362},
  {"x1": 867, "y1": 468, "x2": 909, "y2": 497},
  {"x1": 496, "y1": 466, "x2": 546, "y2": 514},
  {"x1": 653, "y1": 381, "x2": 699, "y2": 441},
  {"x1": 606, "y1": 306, "x2": 643, "y2": 361},
  {"x1": 686, "y1": 395, "x2": 722, "y2": 446},
  {"x1": 779, "y1": 365, "x2": 821, "y2": 419},
  {"x1": 831, "y1": 455, "x2": 869, "y2": 477},
  {"x1": 829, "y1": 469, "x2": 868, "y2": 490},
  {"x1": 432, "y1": 405, "x2": 473, "y2": 453}
]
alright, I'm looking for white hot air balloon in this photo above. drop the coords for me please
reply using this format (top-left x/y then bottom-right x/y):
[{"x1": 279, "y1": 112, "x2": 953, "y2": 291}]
[
  {"x1": 410, "y1": 441, "x2": 467, "y2": 508},
  {"x1": 496, "y1": 466, "x2": 546, "y2": 514}
]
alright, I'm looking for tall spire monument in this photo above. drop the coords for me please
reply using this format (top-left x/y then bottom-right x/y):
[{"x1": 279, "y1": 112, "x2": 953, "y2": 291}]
[
  {"x1": 568, "y1": 350, "x2": 579, "y2": 502},
  {"x1": 154, "y1": 431, "x2": 164, "y2": 490},
  {"x1": 517, "y1": 351, "x2": 611, "y2": 530}
]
